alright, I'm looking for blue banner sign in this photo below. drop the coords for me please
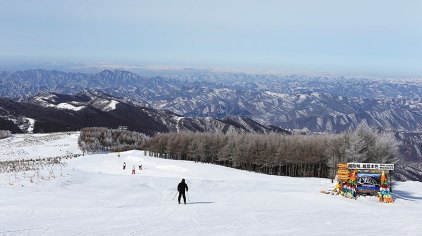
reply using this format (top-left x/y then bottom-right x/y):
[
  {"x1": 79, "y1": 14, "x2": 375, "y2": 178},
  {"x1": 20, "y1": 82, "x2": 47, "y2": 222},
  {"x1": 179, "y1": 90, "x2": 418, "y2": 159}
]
[{"x1": 356, "y1": 173, "x2": 381, "y2": 191}]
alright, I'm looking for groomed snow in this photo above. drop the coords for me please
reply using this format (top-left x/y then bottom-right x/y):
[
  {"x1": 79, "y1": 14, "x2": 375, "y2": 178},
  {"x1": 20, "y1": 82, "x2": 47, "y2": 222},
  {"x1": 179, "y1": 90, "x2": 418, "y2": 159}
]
[{"x1": 1, "y1": 133, "x2": 422, "y2": 235}]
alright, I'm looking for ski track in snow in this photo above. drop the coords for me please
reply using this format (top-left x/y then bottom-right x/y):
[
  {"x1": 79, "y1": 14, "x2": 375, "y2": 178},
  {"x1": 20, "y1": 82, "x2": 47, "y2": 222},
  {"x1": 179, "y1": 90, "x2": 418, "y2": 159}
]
[{"x1": 0, "y1": 133, "x2": 422, "y2": 235}]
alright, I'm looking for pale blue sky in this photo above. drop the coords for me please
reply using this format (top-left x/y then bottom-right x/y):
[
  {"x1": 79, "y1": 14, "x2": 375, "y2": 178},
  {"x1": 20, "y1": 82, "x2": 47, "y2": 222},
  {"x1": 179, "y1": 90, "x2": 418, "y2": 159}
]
[{"x1": 0, "y1": 0, "x2": 421, "y2": 76}]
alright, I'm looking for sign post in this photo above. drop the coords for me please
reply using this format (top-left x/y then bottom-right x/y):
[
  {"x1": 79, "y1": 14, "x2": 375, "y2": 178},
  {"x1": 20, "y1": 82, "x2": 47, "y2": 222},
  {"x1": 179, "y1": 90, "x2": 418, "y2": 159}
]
[{"x1": 345, "y1": 163, "x2": 394, "y2": 199}]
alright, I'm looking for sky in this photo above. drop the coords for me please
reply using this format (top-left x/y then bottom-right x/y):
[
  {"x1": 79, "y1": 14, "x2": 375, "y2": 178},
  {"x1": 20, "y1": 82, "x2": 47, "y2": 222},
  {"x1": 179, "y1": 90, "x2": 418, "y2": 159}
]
[{"x1": 0, "y1": 0, "x2": 421, "y2": 76}]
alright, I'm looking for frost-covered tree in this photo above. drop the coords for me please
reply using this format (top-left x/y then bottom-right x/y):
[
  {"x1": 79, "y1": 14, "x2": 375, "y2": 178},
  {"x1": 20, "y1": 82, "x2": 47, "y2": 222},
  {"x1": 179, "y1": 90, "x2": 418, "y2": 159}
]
[
  {"x1": 143, "y1": 126, "x2": 400, "y2": 178},
  {"x1": 0, "y1": 130, "x2": 11, "y2": 139},
  {"x1": 78, "y1": 127, "x2": 149, "y2": 153}
]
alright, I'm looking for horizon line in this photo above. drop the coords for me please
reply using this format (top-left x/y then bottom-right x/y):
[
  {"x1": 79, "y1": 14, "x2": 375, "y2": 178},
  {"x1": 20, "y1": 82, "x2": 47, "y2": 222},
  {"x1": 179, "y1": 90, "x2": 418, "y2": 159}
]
[{"x1": 1, "y1": 61, "x2": 421, "y2": 80}]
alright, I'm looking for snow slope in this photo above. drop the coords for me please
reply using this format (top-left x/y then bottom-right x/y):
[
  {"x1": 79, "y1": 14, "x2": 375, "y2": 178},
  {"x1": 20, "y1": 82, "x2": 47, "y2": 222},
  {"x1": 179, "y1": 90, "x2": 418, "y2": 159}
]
[
  {"x1": 55, "y1": 103, "x2": 86, "y2": 111},
  {"x1": 0, "y1": 132, "x2": 82, "y2": 161},
  {"x1": 1, "y1": 133, "x2": 422, "y2": 235},
  {"x1": 102, "y1": 100, "x2": 119, "y2": 111}
]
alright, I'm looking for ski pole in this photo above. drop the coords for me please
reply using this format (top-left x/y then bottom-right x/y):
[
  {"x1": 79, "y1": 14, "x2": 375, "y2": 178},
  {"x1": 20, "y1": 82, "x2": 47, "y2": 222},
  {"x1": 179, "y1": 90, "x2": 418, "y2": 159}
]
[
  {"x1": 187, "y1": 191, "x2": 190, "y2": 202},
  {"x1": 172, "y1": 191, "x2": 178, "y2": 200}
]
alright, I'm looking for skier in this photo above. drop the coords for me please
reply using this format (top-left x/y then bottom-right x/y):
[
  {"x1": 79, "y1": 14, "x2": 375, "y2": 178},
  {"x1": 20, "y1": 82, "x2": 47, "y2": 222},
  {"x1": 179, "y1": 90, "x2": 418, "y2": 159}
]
[
  {"x1": 132, "y1": 165, "x2": 136, "y2": 174},
  {"x1": 123, "y1": 162, "x2": 126, "y2": 170},
  {"x1": 177, "y1": 179, "x2": 189, "y2": 204},
  {"x1": 139, "y1": 164, "x2": 142, "y2": 171},
  {"x1": 118, "y1": 152, "x2": 120, "y2": 158}
]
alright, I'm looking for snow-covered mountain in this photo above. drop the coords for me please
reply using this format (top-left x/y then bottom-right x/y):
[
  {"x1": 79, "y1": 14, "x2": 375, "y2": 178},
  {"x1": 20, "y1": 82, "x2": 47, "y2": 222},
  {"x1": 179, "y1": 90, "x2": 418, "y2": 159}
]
[
  {"x1": 2, "y1": 69, "x2": 422, "y2": 134},
  {"x1": 153, "y1": 91, "x2": 422, "y2": 133},
  {"x1": 0, "y1": 91, "x2": 288, "y2": 135}
]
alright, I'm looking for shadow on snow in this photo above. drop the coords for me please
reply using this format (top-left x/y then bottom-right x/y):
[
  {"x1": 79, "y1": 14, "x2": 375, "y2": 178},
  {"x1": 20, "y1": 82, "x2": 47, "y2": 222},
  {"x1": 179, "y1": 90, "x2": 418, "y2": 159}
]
[
  {"x1": 392, "y1": 190, "x2": 422, "y2": 201},
  {"x1": 186, "y1": 201, "x2": 215, "y2": 205}
]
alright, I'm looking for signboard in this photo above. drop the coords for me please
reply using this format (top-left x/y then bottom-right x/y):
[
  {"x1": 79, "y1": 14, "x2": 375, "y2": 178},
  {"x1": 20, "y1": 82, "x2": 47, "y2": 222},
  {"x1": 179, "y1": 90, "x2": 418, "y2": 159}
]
[
  {"x1": 337, "y1": 163, "x2": 349, "y2": 181},
  {"x1": 337, "y1": 164, "x2": 348, "y2": 168},
  {"x1": 347, "y1": 163, "x2": 394, "y2": 170},
  {"x1": 356, "y1": 173, "x2": 381, "y2": 192}
]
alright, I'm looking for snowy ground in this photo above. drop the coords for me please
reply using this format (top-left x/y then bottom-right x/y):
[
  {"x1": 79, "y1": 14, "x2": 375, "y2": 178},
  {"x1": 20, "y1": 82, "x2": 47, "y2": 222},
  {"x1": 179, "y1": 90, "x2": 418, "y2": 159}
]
[
  {"x1": 0, "y1": 132, "x2": 82, "y2": 161},
  {"x1": 1, "y1": 134, "x2": 422, "y2": 235}
]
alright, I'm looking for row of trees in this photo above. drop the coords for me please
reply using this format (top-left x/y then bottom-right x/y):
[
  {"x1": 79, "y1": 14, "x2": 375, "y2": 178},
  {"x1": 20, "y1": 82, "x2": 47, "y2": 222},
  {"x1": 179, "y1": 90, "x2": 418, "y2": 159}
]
[
  {"x1": 78, "y1": 127, "x2": 148, "y2": 154},
  {"x1": 77, "y1": 125, "x2": 399, "y2": 178},
  {"x1": 0, "y1": 130, "x2": 11, "y2": 139},
  {"x1": 143, "y1": 125, "x2": 399, "y2": 178}
]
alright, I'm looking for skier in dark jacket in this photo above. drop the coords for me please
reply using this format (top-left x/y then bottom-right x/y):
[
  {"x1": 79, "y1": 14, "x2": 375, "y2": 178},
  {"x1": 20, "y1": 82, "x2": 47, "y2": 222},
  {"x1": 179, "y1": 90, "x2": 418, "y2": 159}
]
[{"x1": 177, "y1": 179, "x2": 189, "y2": 204}]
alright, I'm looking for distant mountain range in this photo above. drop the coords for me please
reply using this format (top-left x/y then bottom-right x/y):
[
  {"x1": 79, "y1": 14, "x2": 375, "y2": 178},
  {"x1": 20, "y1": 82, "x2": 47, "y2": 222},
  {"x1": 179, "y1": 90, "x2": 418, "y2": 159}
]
[
  {"x1": 2, "y1": 69, "x2": 422, "y2": 134},
  {"x1": 0, "y1": 91, "x2": 288, "y2": 136}
]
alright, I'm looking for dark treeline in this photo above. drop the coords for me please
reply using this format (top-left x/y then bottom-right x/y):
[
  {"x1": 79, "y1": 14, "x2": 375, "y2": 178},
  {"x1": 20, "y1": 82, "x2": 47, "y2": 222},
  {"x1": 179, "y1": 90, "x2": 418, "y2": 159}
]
[
  {"x1": 143, "y1": 125, "x2": 399, "y2": 178},
  {"x1": 78, "y1": 127, "x2": 148, "y2": 154}
]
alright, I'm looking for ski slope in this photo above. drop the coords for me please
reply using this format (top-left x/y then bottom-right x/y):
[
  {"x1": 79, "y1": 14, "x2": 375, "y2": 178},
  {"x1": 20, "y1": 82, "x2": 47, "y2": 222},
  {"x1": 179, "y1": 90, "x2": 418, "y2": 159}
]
[
  {"x1": 1, "y1": 133, "x2": 422, "y2": 235},
  {"x1": 0, "y1": 132, "x2": 82, "y2": 161}
]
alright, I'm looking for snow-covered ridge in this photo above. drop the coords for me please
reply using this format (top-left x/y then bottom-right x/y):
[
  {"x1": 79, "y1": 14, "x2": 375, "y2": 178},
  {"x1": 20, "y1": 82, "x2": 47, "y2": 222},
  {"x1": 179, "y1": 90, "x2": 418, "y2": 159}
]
[
  {"x1": 56, "y1": 103, "x2": 86, "y2": 111},
  {"x1": 264, "y1": 91, "x2": 289, "y2": 98},
  {"x1": 1, "y1": 91, "x2": 288, "y2": 136}
]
